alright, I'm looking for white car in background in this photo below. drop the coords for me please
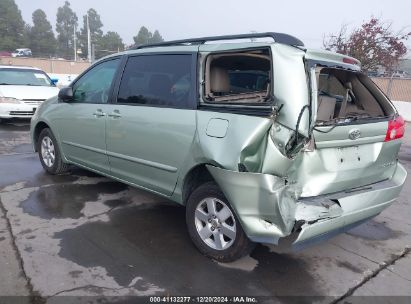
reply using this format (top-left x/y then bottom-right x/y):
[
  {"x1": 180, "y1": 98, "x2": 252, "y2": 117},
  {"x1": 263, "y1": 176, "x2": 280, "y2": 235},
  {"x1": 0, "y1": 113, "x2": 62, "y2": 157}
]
[
  {"x1": 0, "y1": 65, "x2": 59, "y2": 120},
  {"x1": 11, "y1": 48, "x2": 32, "y2": 57}
]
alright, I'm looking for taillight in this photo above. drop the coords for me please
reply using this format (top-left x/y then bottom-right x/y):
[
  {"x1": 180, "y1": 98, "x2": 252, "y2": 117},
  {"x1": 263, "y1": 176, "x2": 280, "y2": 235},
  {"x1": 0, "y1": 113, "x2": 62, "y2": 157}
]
[{"x1": 385, "y1": 115, "x2": 405, "y2": 142}]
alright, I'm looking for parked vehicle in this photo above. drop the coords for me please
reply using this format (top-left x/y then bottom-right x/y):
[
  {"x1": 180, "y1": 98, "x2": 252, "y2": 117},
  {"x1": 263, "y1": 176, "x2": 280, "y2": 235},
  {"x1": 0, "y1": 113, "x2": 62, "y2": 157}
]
[
  {"x1": 30, "y1": 32, "x2": 406, "y2": 262},
  {"x1": 0, "y1": 65, "x2": 59, "y2": 120},
  {"x1": 367, "y1": 71, "x2": 379, "y2": 77},
  {"x1": 11, "y1": 48, "x2": 32, "y2": 58},
  {"x1": 392, "y1": 70, "x2": 409, "y2": 78}
]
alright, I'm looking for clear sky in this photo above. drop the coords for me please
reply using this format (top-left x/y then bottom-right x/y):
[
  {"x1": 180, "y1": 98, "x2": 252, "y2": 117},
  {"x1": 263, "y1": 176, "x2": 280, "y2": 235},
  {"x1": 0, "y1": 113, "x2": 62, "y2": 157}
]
[{"x1": 14, "y1": 0, "x2": 411, "y2": 52}]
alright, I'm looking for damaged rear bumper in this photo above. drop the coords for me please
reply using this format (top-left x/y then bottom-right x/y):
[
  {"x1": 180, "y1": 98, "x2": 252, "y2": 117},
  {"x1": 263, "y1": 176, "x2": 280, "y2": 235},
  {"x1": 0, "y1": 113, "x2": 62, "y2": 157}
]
[
  {"x1": 206, "y1": 162, "x2": 407, "y2": 247},
  {"x1": 293, "y1": 162, "x2": 406, "y2": 247}
]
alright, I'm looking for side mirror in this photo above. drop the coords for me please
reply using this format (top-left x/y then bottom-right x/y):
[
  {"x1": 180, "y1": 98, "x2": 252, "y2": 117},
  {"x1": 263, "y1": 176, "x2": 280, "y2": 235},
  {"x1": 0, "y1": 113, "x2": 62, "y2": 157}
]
[
  {"x1": 58, "y1": 87, "x2": 73, "y2": 102},
  {"x1": 50, "y1": 78, "x2": 59, "y2": 86}
]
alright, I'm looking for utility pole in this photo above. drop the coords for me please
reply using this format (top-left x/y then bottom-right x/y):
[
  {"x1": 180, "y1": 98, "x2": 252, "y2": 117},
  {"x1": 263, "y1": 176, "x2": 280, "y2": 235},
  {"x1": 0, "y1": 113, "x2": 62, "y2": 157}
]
[
  {"x1": 73, "y1": 24, "x2": 77, "y2": 62},
  {"x1": 91, "y1": 44, "x2": 95, "y2": 62},
  {"x1": 87, "y1": 13, "x2": 92, "y2": 63}
]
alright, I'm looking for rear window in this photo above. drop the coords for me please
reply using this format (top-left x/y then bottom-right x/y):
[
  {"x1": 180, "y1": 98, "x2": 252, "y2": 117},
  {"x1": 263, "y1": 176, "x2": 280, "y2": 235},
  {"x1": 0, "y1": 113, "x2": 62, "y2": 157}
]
[
  {"x1": 117, "y1": 54, "x2": 193, "y2": 108},
  {"x1": 316, "y1": 68, "x2": 392, "y2": 123}
]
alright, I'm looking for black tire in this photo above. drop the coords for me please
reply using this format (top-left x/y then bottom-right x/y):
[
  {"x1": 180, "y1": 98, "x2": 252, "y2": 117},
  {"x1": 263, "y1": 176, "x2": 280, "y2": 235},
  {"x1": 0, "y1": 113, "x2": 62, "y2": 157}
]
[
  {"x1": 186, "y1": 181, "x2": 255, "y2": 262},
  {"x1": 37, "y1": 128, "x2": 69, "y2": 175}
]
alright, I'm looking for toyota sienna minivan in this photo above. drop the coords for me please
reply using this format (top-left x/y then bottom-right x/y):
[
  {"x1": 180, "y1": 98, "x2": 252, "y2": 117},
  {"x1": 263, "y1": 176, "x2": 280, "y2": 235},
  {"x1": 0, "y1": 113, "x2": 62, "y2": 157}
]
[{"x1": 30, "y1": 32, "x2": 406, "y2": 262}]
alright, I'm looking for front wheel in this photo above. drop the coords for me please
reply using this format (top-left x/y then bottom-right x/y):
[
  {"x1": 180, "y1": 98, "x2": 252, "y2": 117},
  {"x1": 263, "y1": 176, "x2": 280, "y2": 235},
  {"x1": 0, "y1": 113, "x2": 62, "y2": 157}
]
[
  {"x1": 37, "y1": 128, "x2": 69, "y2": 175},
  {"x1": 186, "y1": 182, "x2": 255, "y2": 262}
]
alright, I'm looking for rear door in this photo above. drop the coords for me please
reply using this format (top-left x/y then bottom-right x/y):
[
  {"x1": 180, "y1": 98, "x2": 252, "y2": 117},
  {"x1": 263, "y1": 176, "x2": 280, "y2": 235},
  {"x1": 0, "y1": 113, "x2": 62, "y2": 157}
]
[
  {"x1": 105, "y1": 53, "x2": 197, "y2": 196},
  {"x1": 52, "y1": 58, "x2": 120, "y2": 174}
]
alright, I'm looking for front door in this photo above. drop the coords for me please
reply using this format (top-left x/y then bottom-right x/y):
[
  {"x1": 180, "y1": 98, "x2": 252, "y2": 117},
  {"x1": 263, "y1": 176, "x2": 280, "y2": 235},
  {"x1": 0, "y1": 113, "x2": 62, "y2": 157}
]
[{"x1": 53, "y1": 58, "x2": 120, "y2": 174}]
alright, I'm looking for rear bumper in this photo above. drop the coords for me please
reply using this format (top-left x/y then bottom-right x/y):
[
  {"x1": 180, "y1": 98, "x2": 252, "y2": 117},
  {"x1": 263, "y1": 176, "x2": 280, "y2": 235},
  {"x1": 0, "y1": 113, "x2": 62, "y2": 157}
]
[
  {"x1": 293, "y1": 162, "x2": 407, "y2": 246},
  {"x1": 206, "y1": 162, "x2": 407, "y2": 246}
]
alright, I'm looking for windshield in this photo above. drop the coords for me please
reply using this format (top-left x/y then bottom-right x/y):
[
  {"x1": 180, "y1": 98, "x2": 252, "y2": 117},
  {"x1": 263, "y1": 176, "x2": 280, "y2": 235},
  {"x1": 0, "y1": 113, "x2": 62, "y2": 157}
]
[{"x1": 0, "y1": 68, "x2": 53, "y2": 86}]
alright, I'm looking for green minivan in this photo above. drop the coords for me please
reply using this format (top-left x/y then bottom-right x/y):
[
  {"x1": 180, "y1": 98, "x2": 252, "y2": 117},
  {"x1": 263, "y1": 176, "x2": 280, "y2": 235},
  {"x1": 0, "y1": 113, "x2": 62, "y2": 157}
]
[{"x1": 30, "y1": 33, "x2": 406, "y2": 262}]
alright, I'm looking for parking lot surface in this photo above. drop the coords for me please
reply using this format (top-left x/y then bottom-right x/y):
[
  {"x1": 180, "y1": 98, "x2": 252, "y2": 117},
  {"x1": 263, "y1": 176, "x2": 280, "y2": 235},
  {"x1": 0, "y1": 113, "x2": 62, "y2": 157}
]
[{"x1": 0, "y1": 120, "x2": 410, "y2": 303}]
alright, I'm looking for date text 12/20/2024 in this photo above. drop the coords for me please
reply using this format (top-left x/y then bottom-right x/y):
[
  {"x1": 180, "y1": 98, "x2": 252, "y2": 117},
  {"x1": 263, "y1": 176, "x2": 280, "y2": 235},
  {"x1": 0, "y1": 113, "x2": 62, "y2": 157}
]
[{"x1": 150, "y1": 296, "x2": 258, "y2": 303}]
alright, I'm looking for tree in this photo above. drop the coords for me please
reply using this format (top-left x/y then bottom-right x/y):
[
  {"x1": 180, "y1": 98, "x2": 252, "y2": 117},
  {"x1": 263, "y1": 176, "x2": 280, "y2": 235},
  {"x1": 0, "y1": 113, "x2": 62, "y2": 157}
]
[
  {"x1": 151, "y1": 30, "x2": 164, "y2": 44},
  {"x1": 28, "y1": 9, "x2": 56, "y2": 57},
  {"x1": 95, "y1": 31, "x2": 124, "y2": 59},
  {"x1": 133, "y1": 27, "x2": 164, "y2": 47},
  {"x1": 78, "y1": 8, "x2": 103, "y2": 59},
  {"x1": 56, "y1": 1, "x2": 78, "y2": 59},
  {"x1": 133, "y1": 26, "x2": 152, "y2": 46},
  {"x1": 324, "y1": 17, "x2": 411, "y2": 72},
  {"x1": 0, "y1": 0, "x2": 25, "y2": 50}
]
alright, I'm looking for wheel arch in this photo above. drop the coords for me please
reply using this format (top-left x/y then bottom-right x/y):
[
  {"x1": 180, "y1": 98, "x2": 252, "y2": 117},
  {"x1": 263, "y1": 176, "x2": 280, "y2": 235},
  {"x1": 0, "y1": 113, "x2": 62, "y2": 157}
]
[
  {"x1": 33, "y1": 121, "x2": 51, "y2": 152},
  {"x1": 181, "y1": 163, "x2": 217, "y2": 206}
]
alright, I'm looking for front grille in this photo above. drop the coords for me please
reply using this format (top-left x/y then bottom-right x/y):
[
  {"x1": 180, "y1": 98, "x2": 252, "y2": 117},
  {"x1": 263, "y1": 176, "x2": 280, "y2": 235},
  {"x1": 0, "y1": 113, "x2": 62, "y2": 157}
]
[{"x1": 9, "y1": 111, "x2": 35, "y2": 116}]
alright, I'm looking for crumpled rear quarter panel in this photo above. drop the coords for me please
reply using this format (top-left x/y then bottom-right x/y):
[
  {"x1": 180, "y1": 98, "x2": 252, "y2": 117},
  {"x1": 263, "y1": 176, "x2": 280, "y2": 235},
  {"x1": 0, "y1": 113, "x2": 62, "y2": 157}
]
[{"x1": 184, "y1": 110, "x2": 406, "y2": 246}]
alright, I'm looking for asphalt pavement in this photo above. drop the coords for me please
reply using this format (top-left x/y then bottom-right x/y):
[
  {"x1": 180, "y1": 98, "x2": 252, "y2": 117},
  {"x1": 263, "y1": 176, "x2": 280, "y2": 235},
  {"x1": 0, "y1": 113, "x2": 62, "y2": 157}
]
[{"x1": 0, "y1": 120, "x2": 410, "y2": 303}]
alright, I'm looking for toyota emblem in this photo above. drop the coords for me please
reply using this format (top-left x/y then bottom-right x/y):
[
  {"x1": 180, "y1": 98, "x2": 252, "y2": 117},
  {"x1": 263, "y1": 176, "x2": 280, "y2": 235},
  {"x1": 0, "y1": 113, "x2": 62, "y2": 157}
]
[{"x1": 348, "y1": 129, "x2": 361, "y2": 140}]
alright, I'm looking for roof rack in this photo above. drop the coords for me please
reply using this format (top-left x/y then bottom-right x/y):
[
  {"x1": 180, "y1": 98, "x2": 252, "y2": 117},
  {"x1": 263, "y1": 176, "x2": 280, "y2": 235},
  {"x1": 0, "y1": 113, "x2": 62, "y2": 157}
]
[{"x1": 133, "y1": 32, "x2": 304, "y2": 50}]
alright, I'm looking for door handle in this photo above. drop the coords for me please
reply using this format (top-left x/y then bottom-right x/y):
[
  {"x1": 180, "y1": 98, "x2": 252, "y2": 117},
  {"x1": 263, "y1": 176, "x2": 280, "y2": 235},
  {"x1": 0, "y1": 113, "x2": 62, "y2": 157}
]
[
  {"x1": 93, "y1": 109, "x2": 106, "y2": 117},
  {"x1": 108, "y1": 110, "x2": 121, "y2": 118}
]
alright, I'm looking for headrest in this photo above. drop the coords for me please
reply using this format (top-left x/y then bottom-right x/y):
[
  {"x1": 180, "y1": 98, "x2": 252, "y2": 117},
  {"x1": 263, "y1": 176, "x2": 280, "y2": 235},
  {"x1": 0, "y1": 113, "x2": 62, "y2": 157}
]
[{"x1": 210, "y1": 66, "x2": 230, "y2": 94}]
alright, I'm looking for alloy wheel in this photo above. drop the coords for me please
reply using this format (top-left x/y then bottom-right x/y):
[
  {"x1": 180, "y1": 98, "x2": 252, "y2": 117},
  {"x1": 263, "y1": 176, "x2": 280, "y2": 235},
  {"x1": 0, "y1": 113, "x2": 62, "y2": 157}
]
[
  {"x1": 194, "y1": 197, "x2": 236, "y2": 250},
  {"x1": 41, "y1": 136, "x2": 55, "y2": 167}
]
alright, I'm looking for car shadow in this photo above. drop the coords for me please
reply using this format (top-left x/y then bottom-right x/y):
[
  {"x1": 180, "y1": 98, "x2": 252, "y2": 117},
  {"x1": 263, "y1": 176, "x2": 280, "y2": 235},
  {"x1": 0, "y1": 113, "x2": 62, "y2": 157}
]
[
  {"x1": 0, "y1": 119, "x2": 31, "y2": 131},
  {"x1": 54, "y1": 200, "x2": 324, "y2": 298}
]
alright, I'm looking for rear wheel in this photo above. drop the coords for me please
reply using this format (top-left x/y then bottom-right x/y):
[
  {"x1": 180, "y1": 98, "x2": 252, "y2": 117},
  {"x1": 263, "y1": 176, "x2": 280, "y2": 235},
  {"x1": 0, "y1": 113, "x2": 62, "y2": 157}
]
[
  {"x1": 37, "y1": 128, "x2": 69, "y2": 175},
  {"x1": 186, "y1": 182, "x2": 255, "y2": 262}
]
